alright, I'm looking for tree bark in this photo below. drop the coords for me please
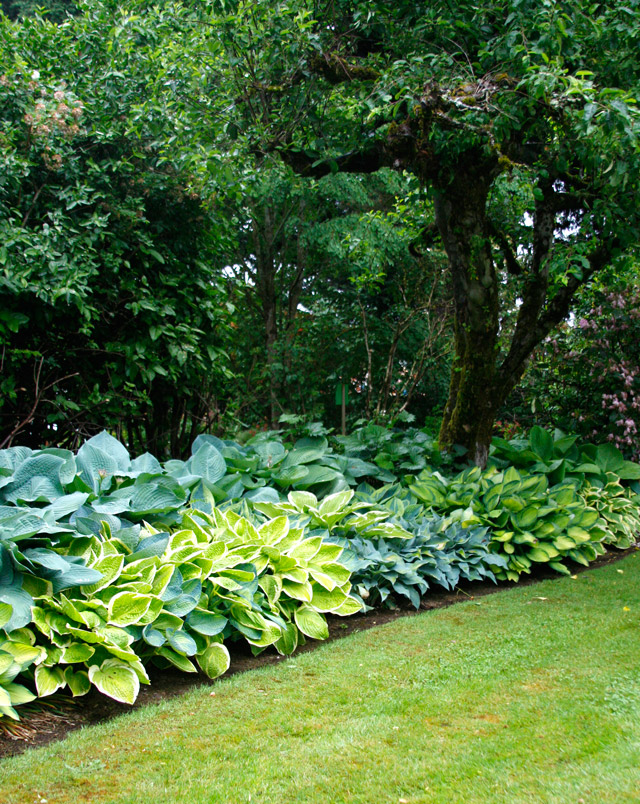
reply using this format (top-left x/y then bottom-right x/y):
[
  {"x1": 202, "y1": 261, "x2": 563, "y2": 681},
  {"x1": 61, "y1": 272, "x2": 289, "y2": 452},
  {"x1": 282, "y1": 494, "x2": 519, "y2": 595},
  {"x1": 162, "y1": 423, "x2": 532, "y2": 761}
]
[{"x1": 434, "y1": 168, "x2": 502, "y2": 467}]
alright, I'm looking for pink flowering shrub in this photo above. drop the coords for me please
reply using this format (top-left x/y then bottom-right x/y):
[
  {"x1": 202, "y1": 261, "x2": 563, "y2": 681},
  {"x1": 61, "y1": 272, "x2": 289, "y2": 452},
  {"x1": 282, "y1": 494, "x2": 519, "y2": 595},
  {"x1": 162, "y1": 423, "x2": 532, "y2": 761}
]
[{"x1": 514, "y1": 286, "x2": 640, "y2": 459}]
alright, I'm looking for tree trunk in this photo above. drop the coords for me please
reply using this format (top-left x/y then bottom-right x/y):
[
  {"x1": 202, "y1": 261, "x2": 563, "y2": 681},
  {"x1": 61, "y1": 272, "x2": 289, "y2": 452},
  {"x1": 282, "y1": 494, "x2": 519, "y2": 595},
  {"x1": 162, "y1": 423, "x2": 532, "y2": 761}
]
[{"x1": 434, "y1": 171, "x2": 502, "y2": 467}]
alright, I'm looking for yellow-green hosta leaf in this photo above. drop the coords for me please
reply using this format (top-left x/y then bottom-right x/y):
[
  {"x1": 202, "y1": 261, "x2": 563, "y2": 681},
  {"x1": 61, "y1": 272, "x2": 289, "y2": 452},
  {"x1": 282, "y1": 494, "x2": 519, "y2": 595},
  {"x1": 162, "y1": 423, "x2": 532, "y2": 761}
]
[
  {"x1": 319, "y1": 562, "x2": 351, "y2": 585},
  {"x1": 0, "y1": 685, "x2": 12, "y2": 707},
  {"x1": 307, "y1": 568, "x2": 338, "y2": 592},
  {"x1": 287, "y1": 490, "x2": 318, "y2": 511},
  {"x1": 318, "y1": 489, "x2": 353, "y2": 517},
  {"x1": 0, "y1": 602, "x2": 13, "y2": 630},
  {"x1": 64, "y1": 667, "x2": 91, "y2": 697},
  {"x1": 274, "y1": 621, "x2": 298, "y2": 656},
  {"x1": 1, "y1": 640, "x2": 46, "y2": 668},
  {"x1": 258, "y1": 516, "x2": 289, "y2": 545},
  {"x1": 258, "y1": 575, "x2": 282, "y2": 605},
  {"x1": 157, "y1": 646, "x2": 197, "y2": 673},
  {"x1": 310, "y1": 584, "x2": 348, "y2": 612},
  {"x1": 281, "y1": 579, "x2": 313, "y2": 602},
  {"x1": 567, "y1": 526, "x2": 592, "y2": 544},
  {"x1": 35, "y1": 664, "x2": 66, "y2": 697},
  {"x1": 0, "y1": 652, "x2": 15, "y2": 676},
  {"x1": 4, "y1": 681, "x2": 36, "y2": 706},
  {"x1": 294, "y1": 606, "x2": 329, "y2": 640},
  {"x1": 60, "y1": 643, "x2": 95, "y2": 664},
  {"x1": 137, "y1": 597, "x2": 164, "y2": 627},
  {"x1": 107, "y1": 592, "x2": 153, "y2": 626},
  {"x1": 315, "y1": 543, "x2": 344, "y2": 563},
  {"x1": 333, "y1": 596, "x2": 363, "y2": 616},
  {"x1": 553, "y1": 536, "x2": 576, "y2": 551},
  {"x1": 88, "y1": 660, "x2": 140, "y2": 705},
  {"x1": 82, "y1": 554, "x2": 125, "y2": 595},
  {"x1": 245, "y1": 623, "x2": 282, "y2": 648},
  {"x1": 282, "y1": 567, "x2": 308, "y2": 585},
  {"x1": 150, "y1": 564, "x2": 175, "y2": 597},
  {"x1": 197, "y1": 642, "x2": 230, "y2": 679},
  {"x1": 288, "y1": 536, "x2": 323, "y2": 562}
]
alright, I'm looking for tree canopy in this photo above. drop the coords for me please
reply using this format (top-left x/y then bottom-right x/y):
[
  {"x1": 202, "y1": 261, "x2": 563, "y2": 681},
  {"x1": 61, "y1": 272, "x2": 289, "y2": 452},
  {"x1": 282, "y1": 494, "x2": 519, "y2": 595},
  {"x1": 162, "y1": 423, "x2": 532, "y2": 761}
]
[{"x1": 1, "y1": 0, "x2": 640, "y2": 462}]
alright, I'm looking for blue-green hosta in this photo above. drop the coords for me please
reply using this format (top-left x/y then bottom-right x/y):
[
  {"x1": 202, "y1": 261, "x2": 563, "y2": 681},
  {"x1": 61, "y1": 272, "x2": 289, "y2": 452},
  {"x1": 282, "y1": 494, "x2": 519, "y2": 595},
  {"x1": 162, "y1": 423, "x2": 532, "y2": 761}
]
[
  {"x1": 0, "y1": 509, "x2": 359, "y2": 715},
  {"x1": 251, "y1": 487, "x2": 506, "y2": 608}
]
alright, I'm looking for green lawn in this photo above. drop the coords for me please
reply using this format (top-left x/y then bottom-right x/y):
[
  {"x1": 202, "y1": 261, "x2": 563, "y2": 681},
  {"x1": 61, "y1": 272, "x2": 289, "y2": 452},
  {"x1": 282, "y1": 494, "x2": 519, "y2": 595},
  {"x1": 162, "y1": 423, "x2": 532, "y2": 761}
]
[{"x1": 1, "y1": 554, "x2": 639, "y2": 804}]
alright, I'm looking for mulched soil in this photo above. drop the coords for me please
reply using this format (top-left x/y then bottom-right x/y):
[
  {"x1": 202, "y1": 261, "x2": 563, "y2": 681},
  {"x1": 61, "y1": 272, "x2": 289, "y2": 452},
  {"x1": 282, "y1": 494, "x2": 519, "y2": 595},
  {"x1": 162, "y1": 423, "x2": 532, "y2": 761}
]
[{"x1": 1, "y1": 546, "x2": 636, "y2": 760}]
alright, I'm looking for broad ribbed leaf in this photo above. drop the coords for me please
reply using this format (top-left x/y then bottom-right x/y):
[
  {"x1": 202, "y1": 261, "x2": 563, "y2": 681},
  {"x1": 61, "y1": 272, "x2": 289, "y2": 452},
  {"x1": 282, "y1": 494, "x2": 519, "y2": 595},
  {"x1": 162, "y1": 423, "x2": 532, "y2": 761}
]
[
  {"x1": 310, "y1": 584, "x2": 348, "y2": 612},
  {"x1": 197, "y1": 643, "x2": 230, "y2": 679},
  {"x1": 107, "y1": 592, "x2": 153, "y2": 626},
  {"x1": 190, "y1": 443, "x2": 227, "y2": 485},
  {"x1": 88, "y1": 660, "x2": 140, "y2": 704},
  {"x1": 165, "y1": 628, "x2": 198, "y2": 656},
  {"x1": 35, "y1": 664, "x2": 66, "y2": 697},
  {"x1": 3, "y1": 454, "x2": 67, "y2": 503},
  {"x1": 294, "y1": 606, "x2": 329, "y2": 640},
  {"x1": 186, "y1": 609, "x2": 228, "y2": 636}
]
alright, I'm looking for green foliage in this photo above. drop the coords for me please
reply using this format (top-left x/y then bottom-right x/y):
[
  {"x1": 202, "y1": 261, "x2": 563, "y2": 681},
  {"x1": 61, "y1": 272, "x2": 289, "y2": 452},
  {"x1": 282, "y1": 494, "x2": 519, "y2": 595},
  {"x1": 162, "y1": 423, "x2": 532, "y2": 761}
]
[
  {"x1": 252, "y1": 485, "x2": 506, "y2": 609},
  {"x1": 408, "y1": 458, "x2": 625, "y2": 580},
  {"x1": 0, "y1": 8, "x2": 235, "y2": 455}
]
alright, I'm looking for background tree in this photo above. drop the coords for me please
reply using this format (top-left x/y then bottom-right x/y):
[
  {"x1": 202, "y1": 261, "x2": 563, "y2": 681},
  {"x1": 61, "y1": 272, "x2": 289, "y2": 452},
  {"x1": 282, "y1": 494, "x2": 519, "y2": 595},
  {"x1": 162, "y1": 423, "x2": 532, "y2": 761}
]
[{"x1": 0, "y1": 7, "x2": 235, "y2": 455}]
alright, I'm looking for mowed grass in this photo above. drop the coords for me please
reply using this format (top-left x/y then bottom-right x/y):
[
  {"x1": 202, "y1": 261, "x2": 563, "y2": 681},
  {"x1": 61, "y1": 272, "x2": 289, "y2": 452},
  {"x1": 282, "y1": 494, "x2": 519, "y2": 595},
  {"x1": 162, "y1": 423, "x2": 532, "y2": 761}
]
[{"x1": 2, "y1": 555, "x2": 639, "y2": 804}]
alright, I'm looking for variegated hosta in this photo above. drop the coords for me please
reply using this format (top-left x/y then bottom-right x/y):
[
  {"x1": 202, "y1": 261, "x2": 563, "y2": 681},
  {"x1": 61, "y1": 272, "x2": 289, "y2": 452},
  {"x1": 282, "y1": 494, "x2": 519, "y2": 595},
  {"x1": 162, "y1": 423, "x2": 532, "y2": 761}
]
[
  {"x1": 409, "y1": 465, "x2": 611, "y2": 580},
  {"x1": 0, "y1": 617, "x2": 43, "y2": 720},
  {"x1": 5, "y1": 511, "x2": 359, "y2": 712},
  {"x1": 579, "y1": 479, "x2": 640, "y2": 549},
  {"x1": 253, "y1": 489, "x2": 413, "y2": 542}
]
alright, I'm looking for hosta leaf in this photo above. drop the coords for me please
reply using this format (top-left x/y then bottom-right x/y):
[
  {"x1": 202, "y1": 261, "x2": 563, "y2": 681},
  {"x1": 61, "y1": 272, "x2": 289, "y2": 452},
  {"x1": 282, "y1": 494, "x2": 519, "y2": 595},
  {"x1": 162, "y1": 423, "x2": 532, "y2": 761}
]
[
  {"x1": 333, "y1": 596, "x2": 363, "y2": 616},
  {"x1": 35, "y1": 664, "x2": 66, "y2": 697},
  {"x1": 166, "y1": 628, "x2": 198, "y2": 656},
  {"x1": 288, "y1": 536, "x2": 323, "y2": 561},
  {"x1": 82, "y1": 554, "x2": 125, "y2": 595},
  {"x1": 186, "y1": 610, "x2": 228, "y2": 636},
  {"x1": 258, "y1": 516, "x2": 289, "y2": 545},
  {"x1": 294, "y1": 606, "x2": 329, "y2": 640},
  {"x1": 274, "y1": 621, "x2": 298, "y2": 655},
  {"x1": 64, "y1": 667, "x2": 91, "y2": 697},
  {"x1": 4, "y1": 681, "x2": 36, "y2": 706},
  {"x1": 85, "y1": 432, "x2": 131, "y2": 471},
  {"x1": 293, "y1": 465, "x2": 339, "y2": 489},
  {"x1": 274, "y1": 465, "x2": 309, "y2": 486},
  {"x1": 595, "y1": 443, "x2": 624, "y2": 473},
  {"x1": 318, "y1": 490, "x2": 354, "y2": 517},
  {"x1": 252, "y1": 441, "x2": 286, "y2": 468},
  {"x1": 310, "y1": 584, "x2": 348, "y2": 612},
  {"x1": 128, "y1": 482, "x2": 185, "y2": 516},
  {"x1": 0, "y1": 586, "x2": 33, "y2": 632},
  {"x1": 197, "y1": 643, "x2": 230, "y2": 679},
  {"x1": 107, "y1": 592, "x2": 153, "y2": 626},
  {"x1": 157, "y1": 647, "x2": 197, "y2": 673},
  {"x1": 88, "y1": 660, "x2": 140, "y2": 705},
  {"x1": 287, "y1": 490, "x2": 318, "y2": 511},
  {"x1": 60, "y1": 643, "x2": 95, "y2": 664},
  {"x1": 3, "y1": 454, "x2": 67, "y2": 503},
  {"x1": 529, "y1": 426, "x2": 554, "y2": 461},
  {"x1": 281, "y1": 579, "x2": 313, "y2": 602},
  {"x1": 190, "y1": 443, "x2": 227, "y2": 485},
  {"x1": 0, "y1": 602, "x2": 12, "y2": 629}
]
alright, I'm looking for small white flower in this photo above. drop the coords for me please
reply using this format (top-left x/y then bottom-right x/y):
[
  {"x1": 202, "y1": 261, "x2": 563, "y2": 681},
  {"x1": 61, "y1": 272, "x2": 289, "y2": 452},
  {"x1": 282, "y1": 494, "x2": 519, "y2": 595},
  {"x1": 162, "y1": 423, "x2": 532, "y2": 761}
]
[{"x1": 31, "y1": 70, "x2": 40, "y2": 80}]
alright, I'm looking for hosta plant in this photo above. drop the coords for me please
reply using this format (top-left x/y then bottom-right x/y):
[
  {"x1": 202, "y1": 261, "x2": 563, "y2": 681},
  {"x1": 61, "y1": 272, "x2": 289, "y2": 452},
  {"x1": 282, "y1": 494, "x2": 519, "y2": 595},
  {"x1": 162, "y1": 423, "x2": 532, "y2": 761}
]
[
  {"x1": 1, "y1": 508, "x2": 359, "y2": 716},
  {"x1": 408, "y1": 465, "x2": 610, "y2": 580}
]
